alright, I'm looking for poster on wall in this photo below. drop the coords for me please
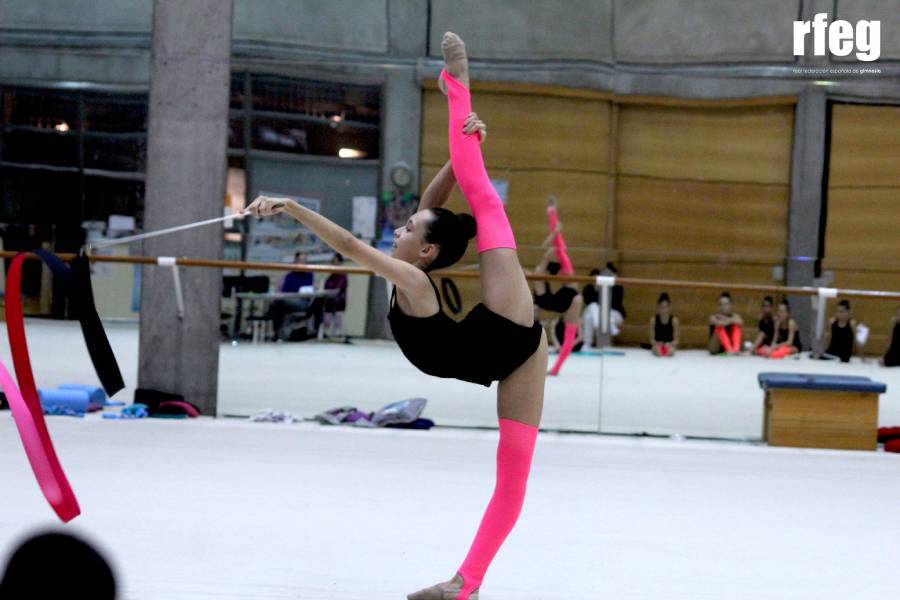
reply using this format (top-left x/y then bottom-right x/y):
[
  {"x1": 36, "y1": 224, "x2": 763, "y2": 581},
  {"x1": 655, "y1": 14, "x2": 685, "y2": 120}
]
[
  {"x1": 247, "y1": 192, "x2": 323, "y2": 264},
  {"x1": 375, "y1": 191, "x2": 419, "y2": 253},
  {"x1": 490, "y1": 178, "x2": 509, "y2": 204},
  {"x1": 352, "y1": 195, "x2": 377, "y2": 241}
]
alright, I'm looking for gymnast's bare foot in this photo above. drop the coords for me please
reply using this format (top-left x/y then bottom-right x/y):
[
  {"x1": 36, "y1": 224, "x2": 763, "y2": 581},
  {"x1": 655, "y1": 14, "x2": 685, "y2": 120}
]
[
  {"x1": 407, "y1": 573, "x2": 479, "y2": 600},
  {"x1": 440, "y1": 31, "x2": 470, "y2": 92}
]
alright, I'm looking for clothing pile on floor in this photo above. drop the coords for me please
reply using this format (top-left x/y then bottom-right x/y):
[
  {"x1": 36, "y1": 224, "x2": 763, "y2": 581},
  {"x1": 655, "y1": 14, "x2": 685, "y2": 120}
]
[
  {"x1": 314, "y1": 398, "x2": 434, "y2": 429},
  {"x1": 878, "y1": 427, "x2": 900, "y2": 453}
]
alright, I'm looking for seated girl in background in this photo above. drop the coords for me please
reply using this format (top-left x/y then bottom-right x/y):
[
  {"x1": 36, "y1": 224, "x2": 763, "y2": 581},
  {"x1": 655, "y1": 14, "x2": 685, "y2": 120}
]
[
  {"x1": 648, "y1": 292, "x2": 679, "y2": 357},
  {"x1": 763, "y1": 299, "x2": 802, "y2": 358},
  {"x1": 751, "y1": 296, "x2": 775, "y2": 355},
  {"x1": 882, "y1": 305, "x2": 900, "y2": 367},
  {"x1": 317, "y1": 253, "x2": 348, "y2": 340},
  {"x1": 824, "y1": 299, "x2": 858, "y2": 362},
  {"x1": 708, "y1": 291, "x2": 743, "y2": 355}
]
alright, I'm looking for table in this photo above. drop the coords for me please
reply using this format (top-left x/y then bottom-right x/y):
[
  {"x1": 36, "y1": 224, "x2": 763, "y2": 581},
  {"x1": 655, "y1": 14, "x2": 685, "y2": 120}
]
[
  {"x1": 232, "y1": 290, "x2": 338, "y2": 343},
  {"x1": 758, "y1": 372, "x2": 887, "y2": 451}
]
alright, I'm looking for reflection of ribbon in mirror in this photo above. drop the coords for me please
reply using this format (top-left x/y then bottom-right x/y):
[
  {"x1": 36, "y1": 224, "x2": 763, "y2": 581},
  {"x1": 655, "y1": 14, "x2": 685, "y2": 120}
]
[{"x1": 4, "y1": 250, "x2": 126, "y2": 521}]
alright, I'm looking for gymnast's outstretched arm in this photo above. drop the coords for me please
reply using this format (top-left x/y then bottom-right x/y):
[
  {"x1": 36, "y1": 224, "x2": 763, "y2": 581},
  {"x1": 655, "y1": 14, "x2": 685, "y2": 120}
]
[
  {"x1": 418, "y1": 112, "x2": 486, "y2": 211},
  {"x1": 245, "y1": 196, "x2": 430, "y2": 296}
]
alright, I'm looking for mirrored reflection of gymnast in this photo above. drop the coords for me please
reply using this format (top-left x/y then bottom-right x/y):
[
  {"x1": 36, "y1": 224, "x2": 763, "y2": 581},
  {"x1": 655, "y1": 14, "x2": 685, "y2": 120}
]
[
  {"x1": 248, "y1": 32, "x2": 547, "y2": 600},
  {"x1": 533, "y1": 196, "x2": 583, "y2": 376}
]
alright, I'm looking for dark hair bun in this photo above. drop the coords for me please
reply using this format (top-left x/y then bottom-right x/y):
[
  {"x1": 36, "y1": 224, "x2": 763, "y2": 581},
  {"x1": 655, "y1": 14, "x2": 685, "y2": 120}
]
[
  {"x1": 658, "y1": 292, "x2": 670, "y2": 303},
  {"x1": 425, "y1": 207, "x2": 474, "y2": 271},
  {"x1": 456, "y1": 213, "x2": 476, "y2": 240}
]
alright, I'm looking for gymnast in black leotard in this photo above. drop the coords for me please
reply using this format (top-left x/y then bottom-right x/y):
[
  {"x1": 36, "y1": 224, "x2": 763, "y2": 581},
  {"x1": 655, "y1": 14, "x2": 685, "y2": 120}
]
[{"x1": 249, "y1": 33, "x2": 548, "y2": 600}]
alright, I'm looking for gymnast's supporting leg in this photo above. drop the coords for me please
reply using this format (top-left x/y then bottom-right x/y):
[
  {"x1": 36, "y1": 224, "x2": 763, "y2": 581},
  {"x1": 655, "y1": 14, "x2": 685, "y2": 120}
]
[
  {"x1": 453, "y1": 332, "x2": 547, "y2": 600},
  {"x1": 548, "y1": 294, "x2": 583, "y2": 376}
]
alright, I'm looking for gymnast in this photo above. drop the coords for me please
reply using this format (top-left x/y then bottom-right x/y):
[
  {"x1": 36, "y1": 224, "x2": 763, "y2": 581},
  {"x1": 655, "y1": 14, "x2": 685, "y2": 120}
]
[
  {"x1": 708, "y1": 291, "x2": 744, "y2": 355},
  {"x1": 763, "y1": 299, "x2": 802, "y2": 358},
  {"x1": 532, "y1": 196, "x2": 583, "y2": 375},
  {"x1": 248, "y1": 32, "x2": 546, "y2": 600}
]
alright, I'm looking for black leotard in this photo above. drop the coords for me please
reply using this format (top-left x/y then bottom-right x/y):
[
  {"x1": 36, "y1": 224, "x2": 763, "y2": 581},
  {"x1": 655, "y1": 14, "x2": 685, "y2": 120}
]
[
  {"x1": 774, "y1": 321, "x2": 802, "y2": 351},
  {"x1": 826, "y1": 320, "x2": 854, "y2": 362},
  {"x1": 389, "y1": 277, "x2": 543, "y2": 387},
  {"x1": 654, "y1": 314, "x2": 674, "y2": 343},
  {"x1": 535, "y1": 286, "x2": 577, "y2": 313},
  {"x1": 758, "y1": 316, "x2": 775, "y2": 346},
  {"x1": 884, "y1": 321, "x2": 900, "y2": 367}
]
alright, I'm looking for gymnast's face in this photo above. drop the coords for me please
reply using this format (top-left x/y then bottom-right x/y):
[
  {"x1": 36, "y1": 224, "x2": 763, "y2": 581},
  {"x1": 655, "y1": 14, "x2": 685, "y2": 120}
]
[
  {"x1": 777, "y1": 303, "x2": 790, "y2": 321},
  {"x1": 391, "y1": 210, "x2": 437, "y2": 268},
  {"x1": 657, "y1": 300, "x2": 670, "y2": 318},
  {"x1": 718, "y1": 296, "x2": 733, "y2": 315}
]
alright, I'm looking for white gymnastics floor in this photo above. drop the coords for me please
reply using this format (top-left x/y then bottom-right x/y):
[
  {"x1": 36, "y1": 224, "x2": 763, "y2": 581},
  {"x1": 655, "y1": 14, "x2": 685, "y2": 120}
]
[
  {"x1": 2, "y1": 319, "x2": 898, "y2": 439},
  {"x1": 1, "y1": 416, "x2": 899, "y2": 600}
]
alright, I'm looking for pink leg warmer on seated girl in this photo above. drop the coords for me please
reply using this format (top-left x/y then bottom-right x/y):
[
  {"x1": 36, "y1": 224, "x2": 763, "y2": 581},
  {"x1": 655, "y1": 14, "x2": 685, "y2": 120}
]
[
  {"x1": 456, "y1": 418, "x2": 538, "y2": 600},
  {"x1": 768, "y1": 346, "x2": 792, "y2": 359},
  {"x1": 546, "y1": 206, "x2": 574, "y2": 276},
  {"x1": 548, "y1": 323, "x2": 578, "y2": 376},
  {"x1": 715, "y1": 326, "x2": 736, "y2": 353},
  {"x1": 730, "y1": 325, "x2": 742, "y2": 351},
  {"x1": 442, "y1": 69, "x2": 516, "y2": 253}
]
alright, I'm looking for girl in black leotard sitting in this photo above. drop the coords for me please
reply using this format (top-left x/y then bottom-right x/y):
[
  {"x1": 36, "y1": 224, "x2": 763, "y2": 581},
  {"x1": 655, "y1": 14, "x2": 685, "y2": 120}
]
[
  {"x1": 881, "y1": 306, "x2": 899, "y2": 367},
  {"x1": 764, "y1": 299, "x2": 802, "y2": 358},
  {"x1": 751, "y1": 296, "x2": 775, "y2": 355},
  {"x1": 825, "y1": 299, "x2": 858, "y2": 362},
  {"x1": 649, "y1": 292, "x2": 679, "y2": 357}
]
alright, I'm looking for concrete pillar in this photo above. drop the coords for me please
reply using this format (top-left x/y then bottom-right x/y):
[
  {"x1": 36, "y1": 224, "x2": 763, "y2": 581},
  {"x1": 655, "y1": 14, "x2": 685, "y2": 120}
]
[
  {"x1": 785, "y1": 87, "x2": 828, "y2": 350},
  {"x1": 364, "y1": 2, "x2": 427, "y2": 339},
  {"x1": 138, "y1": 0, "x2": 233, "y2": 414}
]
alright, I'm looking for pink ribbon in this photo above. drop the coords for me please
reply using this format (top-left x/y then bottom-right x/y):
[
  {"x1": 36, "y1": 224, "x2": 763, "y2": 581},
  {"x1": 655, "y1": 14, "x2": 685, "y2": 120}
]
[{"x1": 4, "y1": 253, "x2": 80, "y2": 522}]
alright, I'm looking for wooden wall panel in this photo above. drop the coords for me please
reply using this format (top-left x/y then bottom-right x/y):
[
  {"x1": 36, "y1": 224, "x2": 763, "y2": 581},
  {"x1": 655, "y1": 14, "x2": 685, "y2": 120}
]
[
  {"x1": 617, "y1": 104, "x2": 794, "y2": 184},
  {"x1": 616, "y1": 175, "x2": 788, "y2": 256},
  {"x1": 614, "y1": 103, "x2": 793, "y2": 346},
  {"x1": 825, "y1": 188, "x2": 900, "y2": 262},
  {"x1": 825, "y1": 104, "x2": 900, "y2": 352},
  {"x1": 422, "y1": 88, "x2": 610, "y2": 172},
  {"x1": 829, "y1": 104, "x2": 900, "y2": 187}
]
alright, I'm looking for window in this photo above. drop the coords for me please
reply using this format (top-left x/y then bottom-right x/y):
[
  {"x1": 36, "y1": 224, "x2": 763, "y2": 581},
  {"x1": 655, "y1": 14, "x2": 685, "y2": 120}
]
[
  {"x1": 230, "y1": 73, "x2": 381, "y2": 160},
  {"x1": 0, "y1": 85, "x2": 147, "y2": 226}
]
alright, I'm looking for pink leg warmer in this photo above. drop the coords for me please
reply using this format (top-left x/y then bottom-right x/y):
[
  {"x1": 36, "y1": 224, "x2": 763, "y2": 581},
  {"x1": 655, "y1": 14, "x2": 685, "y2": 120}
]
[
  {"x1": 441, "y1": 69, "x2": 516, "y2": 253},
  {"x1": 768, "y1": 346, "x2": 792, "y2": 359},
  {"x1": 715, "y1": 326, "x2": 735, "y2": 353},
  {"x1": 548, "y1": 323, "x2": 578, "y2": 376},
  {"x1": 546, "y1": 206, "x2": 574, "y2": 276},
  {"x1": 456, "y1": 418, "x2": 538, "y2": 599},
  {"x1": 730, "y1": 325, "x2": 742, "y2": 351}
]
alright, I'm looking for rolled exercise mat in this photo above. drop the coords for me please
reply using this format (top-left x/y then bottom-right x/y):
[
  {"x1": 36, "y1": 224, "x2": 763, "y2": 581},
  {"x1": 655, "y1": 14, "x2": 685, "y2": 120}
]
[
  {"x1": 39, "y1": 389, "x2": 92, "y2": 414},
  {"x1": 0, "y1": 359, "x2": 80, "y2": 522},
  {"x1": 58, "y1": 384, "x2": 107, "y2": 406},
  {"x1": 5, "y1": 253, "x2": 82, "y2": 521}
]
